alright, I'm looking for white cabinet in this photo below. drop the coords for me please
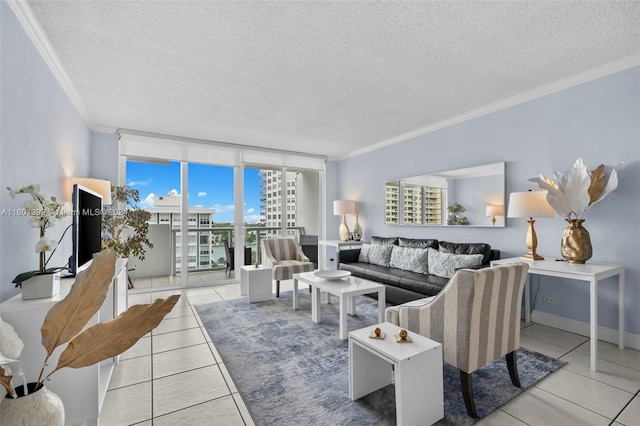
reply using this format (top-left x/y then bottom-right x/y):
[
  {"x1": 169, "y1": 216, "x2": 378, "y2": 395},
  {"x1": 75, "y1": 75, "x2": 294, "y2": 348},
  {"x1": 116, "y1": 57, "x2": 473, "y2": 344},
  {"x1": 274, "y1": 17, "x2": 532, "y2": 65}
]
[{"x1": 1, "y1": 259, "x2": 128, "y2": 426}]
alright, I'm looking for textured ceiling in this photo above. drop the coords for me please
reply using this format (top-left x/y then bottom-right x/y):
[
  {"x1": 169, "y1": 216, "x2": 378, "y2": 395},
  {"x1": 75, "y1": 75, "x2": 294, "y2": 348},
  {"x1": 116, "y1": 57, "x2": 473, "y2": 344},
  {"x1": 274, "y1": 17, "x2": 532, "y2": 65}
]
[{"x1": 25, "y1": 1, "x2": 640, "y2": 158}]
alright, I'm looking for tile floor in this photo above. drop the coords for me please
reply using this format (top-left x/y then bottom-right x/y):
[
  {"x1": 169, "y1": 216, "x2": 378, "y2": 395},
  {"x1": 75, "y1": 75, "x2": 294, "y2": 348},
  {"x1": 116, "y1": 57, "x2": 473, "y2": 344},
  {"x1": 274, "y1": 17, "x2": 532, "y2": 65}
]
[
  {"x1": 100, "y1": 280, "x2": 640, "y2": 425},
  {"x1": 130, "y1": 270, "x2": 233, "y2": 290}
]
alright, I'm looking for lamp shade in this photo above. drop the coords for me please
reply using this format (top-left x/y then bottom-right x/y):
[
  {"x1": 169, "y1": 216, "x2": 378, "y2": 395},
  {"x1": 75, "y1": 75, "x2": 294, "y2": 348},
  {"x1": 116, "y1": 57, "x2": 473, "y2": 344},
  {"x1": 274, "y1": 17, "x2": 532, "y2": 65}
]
[
  {"x1": 485, "y1": 205, "x2": 504, "y2": 217},
  {"x1": 333, "y1": 200, "x2": 356, "y2": 215},
  {"x1": 69, "y1": 178, "x2": 112, "y2": 205},
  {"x1": 507, "y1": 191, "x2": 554, "y2": 218}
]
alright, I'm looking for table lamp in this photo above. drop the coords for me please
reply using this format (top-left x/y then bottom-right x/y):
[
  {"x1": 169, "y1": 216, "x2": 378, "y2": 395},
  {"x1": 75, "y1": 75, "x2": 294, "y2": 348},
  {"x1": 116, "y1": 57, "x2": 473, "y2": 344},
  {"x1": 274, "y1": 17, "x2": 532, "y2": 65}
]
[
  {"x1": 333, "y1": 200, "x2": 355, "y2": 242},
  {"x1": 507, "y1": 191, "x2": 554, "y2": 260},
  {"x1": 67, "y1": 177, "x2": 112, "y2": 204},
  {"x1": 485, "y1": 204, "x2": 503, "y2": 226}
]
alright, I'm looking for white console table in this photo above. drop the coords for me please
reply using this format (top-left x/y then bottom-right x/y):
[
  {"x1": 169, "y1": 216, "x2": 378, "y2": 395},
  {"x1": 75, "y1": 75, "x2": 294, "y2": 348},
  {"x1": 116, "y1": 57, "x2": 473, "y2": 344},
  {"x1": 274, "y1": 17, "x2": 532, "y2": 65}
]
[
  {"x1": 491, "y1": 258, "x2": 625, "y2": 371},
  {"x1": 1, "y1": 259, "x2": 128, "y2": 426},
  {"x1": 318, "y1": 240, "x2": 367, "y2": 270}
]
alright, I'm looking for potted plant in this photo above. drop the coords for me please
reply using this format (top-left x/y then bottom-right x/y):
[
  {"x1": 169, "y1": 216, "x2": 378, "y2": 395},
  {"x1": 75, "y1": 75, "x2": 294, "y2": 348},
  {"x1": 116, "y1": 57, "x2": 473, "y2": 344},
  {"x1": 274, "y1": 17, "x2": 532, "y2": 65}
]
[
  {"x1": 447, "y1": 202, "x2": 470, "y2": 225},
  {"x1": 101, "y1": 185, "x2": 153, "y2": 260},
  {"x1": 0, "y1": 249, "x2": 179, "y2": 425},
  {"x1": 6, "y1": 185, "x2": 66, "y2": 299}
]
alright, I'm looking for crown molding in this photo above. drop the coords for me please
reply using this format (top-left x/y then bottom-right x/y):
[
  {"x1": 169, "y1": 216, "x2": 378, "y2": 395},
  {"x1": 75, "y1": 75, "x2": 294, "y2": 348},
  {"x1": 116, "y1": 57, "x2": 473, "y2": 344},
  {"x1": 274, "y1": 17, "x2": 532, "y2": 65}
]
[
  {"x1": 8, "y1": 0, "x2": 94, "y2": 129},
  {"x1": 340, "y1": 54, "x2": 640, "y2": 160}
]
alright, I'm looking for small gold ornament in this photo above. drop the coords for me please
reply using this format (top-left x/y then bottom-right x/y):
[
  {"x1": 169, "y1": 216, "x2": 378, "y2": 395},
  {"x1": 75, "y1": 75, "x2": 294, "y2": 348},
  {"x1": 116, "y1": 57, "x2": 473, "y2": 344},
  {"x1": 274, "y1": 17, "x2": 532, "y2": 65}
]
[
  {"x1": 254, "y1": 262, "x2": 260, "y2": 268},
  {"x1": 369, "y1": 327, "x2": 386, "y2": 339},
  {"x1": 396, "y1": 329, "x2": 412, "y2": 343}
]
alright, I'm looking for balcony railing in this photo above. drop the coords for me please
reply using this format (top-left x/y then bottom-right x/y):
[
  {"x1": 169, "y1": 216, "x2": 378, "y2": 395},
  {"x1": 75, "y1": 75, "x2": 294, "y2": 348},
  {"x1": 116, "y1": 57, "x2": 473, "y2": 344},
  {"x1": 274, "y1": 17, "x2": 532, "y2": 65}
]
[{"x1": 170, "y1": 226, "x2": 306, "y2": 275}]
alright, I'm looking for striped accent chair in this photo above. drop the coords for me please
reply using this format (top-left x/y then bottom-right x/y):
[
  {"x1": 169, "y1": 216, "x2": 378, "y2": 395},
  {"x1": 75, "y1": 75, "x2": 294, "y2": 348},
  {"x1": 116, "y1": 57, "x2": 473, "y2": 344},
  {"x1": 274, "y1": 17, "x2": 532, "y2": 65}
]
[
  {"x1": 385, "y1": 262, "x2": 529, "y2": 418},
  {"x1": 262, "y1": 238, "x2": 315, "y2": 297}
]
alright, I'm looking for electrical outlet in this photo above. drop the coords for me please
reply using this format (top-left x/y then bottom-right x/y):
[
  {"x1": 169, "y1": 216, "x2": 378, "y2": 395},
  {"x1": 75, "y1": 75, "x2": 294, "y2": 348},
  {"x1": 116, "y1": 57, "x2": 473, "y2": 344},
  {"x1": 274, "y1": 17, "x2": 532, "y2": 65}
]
[{"x1": 543, "y1": 296, "x2": 558, "y2": 305}]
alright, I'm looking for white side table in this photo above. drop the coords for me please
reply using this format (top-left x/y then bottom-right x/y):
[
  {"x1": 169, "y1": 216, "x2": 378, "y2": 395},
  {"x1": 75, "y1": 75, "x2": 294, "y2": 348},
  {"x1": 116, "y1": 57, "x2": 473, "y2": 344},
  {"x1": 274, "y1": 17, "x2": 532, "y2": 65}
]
[
  {"x1": 349, "y1": 323, "x2": 443, "y2": 425},
  {"x1": 240, "y1": 265, "x2": 273, "y2": 303},
  {"x1": 318, "y1": 240, "x2": 367, "y2": 270}
]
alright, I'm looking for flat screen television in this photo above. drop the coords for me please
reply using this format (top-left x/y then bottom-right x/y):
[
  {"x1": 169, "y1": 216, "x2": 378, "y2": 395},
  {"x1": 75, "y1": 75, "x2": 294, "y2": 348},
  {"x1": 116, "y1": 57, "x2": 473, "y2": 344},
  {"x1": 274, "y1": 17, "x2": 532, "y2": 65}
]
[{"x1": 70, "y1": 184, "x2": 103, "y2": 276}]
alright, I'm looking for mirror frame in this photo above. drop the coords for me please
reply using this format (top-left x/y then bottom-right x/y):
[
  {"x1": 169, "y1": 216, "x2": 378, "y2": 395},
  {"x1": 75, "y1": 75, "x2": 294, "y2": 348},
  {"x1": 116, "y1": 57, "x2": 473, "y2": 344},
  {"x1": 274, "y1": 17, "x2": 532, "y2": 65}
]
[{"x1": 384, "y1": 162, "x2": 506, "y2": 227}]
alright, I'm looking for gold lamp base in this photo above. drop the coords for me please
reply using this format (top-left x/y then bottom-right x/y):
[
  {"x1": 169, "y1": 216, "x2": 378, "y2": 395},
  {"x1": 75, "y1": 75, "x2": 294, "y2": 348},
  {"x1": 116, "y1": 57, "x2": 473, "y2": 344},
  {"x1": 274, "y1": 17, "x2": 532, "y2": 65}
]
[{"x1": 522, "y1": 218, "x2": 544, "y2": 260}]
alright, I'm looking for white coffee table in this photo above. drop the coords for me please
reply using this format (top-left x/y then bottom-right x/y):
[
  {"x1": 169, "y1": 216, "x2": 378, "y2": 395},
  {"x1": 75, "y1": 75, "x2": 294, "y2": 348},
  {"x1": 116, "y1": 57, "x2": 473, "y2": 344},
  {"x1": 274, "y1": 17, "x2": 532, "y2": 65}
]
[
  {"x1": 240, "y1": 265, "x2": 273, "y2": 303},
  {"x1": 349, "y1": 323, "x2": 443, "y2": 425},
  {"x1": 293, "y1": 271, "x2": 385, "y2": 340}
]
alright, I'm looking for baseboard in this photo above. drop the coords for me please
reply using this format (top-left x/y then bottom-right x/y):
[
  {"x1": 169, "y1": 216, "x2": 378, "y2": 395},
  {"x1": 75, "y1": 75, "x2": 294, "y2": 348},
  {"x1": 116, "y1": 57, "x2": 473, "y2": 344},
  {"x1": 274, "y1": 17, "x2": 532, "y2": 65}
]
[{"x1": 530, "y1": 311, "x2": 640, "y2": 351}]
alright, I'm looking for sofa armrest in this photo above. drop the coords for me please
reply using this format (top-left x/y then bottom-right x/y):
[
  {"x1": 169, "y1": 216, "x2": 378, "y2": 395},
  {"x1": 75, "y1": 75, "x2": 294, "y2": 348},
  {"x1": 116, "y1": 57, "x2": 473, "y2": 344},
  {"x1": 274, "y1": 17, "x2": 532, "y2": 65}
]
[
  {"x1": 338, "y1": 248, "x2": 361, "y2": 264},
  {"x1": 489, "y1": 249, "x2": 501, "y2": 261}
]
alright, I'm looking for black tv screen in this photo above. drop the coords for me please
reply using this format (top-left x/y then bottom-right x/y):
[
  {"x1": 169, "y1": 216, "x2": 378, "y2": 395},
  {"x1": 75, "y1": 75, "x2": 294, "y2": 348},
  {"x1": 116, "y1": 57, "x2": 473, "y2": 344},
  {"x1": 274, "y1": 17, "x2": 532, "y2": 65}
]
[{"x1": 71, "y1": 184, "x2": 103, "y2": 275}]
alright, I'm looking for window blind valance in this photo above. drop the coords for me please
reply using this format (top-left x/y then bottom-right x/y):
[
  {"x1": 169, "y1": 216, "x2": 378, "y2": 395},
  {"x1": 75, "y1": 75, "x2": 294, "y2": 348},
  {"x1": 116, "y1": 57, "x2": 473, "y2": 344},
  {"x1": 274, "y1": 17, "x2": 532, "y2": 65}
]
[{"x1": 119, "y1": 129, "x2": 326, "y2": 171}]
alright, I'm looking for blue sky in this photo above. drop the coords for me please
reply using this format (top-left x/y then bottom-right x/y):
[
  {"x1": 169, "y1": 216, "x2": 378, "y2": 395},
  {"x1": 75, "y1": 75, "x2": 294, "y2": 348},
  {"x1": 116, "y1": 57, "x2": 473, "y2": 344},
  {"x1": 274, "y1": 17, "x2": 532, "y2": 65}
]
[{"x1": 126, "y1": 161, "x2": 263, "y2": 223}]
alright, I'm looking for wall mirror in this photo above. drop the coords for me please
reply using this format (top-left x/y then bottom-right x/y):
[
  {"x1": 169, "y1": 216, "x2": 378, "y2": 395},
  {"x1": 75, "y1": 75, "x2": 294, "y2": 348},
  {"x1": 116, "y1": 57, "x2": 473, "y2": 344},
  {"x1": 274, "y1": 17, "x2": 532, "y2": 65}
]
[{"x1": 384, "y1": 161, "x2": 505, "y2": 227}]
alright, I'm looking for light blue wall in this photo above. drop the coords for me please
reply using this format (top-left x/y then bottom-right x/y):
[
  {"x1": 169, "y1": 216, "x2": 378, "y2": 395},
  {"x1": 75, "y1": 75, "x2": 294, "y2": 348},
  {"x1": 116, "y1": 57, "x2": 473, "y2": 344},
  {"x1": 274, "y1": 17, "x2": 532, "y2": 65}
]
[
  {"x1": 0, "y1": 2, "x2": 91, "y2": 302},
  {"x1": 90, "y1": 131, "x2": 120, "y2": 185},
  {"x1": 337, "y1": 67, "x2": 640, "y2": 335}
]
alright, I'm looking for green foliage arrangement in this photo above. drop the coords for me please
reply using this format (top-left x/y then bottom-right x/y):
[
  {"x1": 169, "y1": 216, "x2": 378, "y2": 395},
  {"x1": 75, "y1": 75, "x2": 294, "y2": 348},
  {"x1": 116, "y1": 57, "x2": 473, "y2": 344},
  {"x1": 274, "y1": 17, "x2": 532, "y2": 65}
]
[
  {"x1": 447, "y1": 203, "x2": 469, "y2": 225},
  {"x1": 102, "y1": 186, "x2": 153, "y2": 260}
]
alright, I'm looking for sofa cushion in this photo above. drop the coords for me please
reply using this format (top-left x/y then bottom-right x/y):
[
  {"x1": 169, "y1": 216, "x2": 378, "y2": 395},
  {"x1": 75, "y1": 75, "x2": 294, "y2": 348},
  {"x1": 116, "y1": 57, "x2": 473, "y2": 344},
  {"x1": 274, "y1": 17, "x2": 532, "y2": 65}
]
[
  {"x1": 398, "y1": 237, "x2": 439, "y2": 249},
  {"x1": 389, "y1": 246, "x2": 429, "y2": 274},
  {"x1": 439, "y1": 241, "x2": 492, "y2": 265},
  {"x1": 371, "y1": 236, "x2": 398, "y2": 245},
  {"x1": 427, "y1": 248, "x2": 484, "y2": 278},
  {"x1": 358, "y1": 243, "x2": 393, "y2": 267}
]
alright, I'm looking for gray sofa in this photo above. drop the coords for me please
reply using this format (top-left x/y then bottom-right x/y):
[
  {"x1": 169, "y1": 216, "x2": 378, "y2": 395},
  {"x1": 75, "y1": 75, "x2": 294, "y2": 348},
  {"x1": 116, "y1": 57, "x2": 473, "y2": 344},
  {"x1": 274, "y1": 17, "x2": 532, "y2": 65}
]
[{"x1": 339, "y1": 236, "x2": 500, "y2": 305}]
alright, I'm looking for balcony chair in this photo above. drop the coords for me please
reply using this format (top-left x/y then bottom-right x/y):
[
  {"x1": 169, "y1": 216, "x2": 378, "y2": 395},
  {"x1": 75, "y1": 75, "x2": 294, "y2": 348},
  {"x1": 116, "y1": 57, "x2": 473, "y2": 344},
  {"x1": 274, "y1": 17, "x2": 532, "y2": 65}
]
[
  {"x1": 299, "y1": 234, "x2": 319, "y2": 268},
  {"x1": 223, "y1": 239, "x2": 251, "y2": 277},
  {"x1": 386, "y1": 262, "x2": 529, "y2": 418},
  {"x1": 261, "y1": 238, "x2": 315, "y2": 297}
]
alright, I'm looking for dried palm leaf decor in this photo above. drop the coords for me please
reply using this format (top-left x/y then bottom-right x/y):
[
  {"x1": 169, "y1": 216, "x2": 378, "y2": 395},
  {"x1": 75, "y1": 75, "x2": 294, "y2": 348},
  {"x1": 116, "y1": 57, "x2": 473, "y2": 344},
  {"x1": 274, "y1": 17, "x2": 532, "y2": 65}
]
[{"x1": 1, "y1": 249, "x2": 179, "y2": 395}]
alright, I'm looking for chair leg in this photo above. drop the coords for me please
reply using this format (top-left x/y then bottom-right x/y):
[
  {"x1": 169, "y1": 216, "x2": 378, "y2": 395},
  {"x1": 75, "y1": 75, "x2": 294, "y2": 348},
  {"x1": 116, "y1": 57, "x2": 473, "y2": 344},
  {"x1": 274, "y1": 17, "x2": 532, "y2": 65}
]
[
  {"x1": 276, "y1": 281, "x2": 280, "y2": 297},
  {"x1": 506, "y1": 350, "x2": 521, "y2": 387},
  {"x1": 460, "y1": 371, "x2": 478, "y2": 418}
]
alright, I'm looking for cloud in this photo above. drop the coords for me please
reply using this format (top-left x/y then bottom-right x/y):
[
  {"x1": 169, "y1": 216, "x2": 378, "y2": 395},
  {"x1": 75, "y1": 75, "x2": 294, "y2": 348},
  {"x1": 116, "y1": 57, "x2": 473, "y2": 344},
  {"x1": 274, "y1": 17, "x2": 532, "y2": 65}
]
[
  {"x1": 168, "y1": 189, "x2": 180, "y2": 196},
  {"x1": 140, "y1": 193, "x2": 156, "y2": 208},
  {"x1": 198, "y1": 191, "x2": 207, "y2": 197},
  {"x1": 244, "y1": 214, "x2": 262, "y2": 223},
  {"x1": 127, "y1": 178, "x2": 152, "y2": 187},
  {"x1": 212, "y1": 204, "x2": 235, "y2": 213},
  {"x1": 246, "y1": 208, "x2": 255, "y2": 214}
]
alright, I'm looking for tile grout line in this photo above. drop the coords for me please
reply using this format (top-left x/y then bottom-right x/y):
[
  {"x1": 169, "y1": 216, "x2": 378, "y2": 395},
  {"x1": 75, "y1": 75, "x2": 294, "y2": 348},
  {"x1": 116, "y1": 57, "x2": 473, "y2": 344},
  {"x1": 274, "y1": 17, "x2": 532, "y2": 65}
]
[{"x1": 609, "y1": 387, "x2": 639, "y2": 425}]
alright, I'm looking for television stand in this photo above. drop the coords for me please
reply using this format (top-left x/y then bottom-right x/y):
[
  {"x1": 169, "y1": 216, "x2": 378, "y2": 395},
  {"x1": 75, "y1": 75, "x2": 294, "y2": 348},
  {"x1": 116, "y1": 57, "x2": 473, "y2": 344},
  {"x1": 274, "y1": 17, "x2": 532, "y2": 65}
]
[{"x1": 1, "y1": 258, "x2": 128, "y2": 426}]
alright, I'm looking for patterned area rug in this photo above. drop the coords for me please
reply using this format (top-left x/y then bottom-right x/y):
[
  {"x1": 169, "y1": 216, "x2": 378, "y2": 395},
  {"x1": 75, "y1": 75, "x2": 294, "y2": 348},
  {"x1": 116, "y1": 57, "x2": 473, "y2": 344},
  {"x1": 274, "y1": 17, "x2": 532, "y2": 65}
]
[{"x1": 196, "y1": 291, "x2": 565, "y2": 425}]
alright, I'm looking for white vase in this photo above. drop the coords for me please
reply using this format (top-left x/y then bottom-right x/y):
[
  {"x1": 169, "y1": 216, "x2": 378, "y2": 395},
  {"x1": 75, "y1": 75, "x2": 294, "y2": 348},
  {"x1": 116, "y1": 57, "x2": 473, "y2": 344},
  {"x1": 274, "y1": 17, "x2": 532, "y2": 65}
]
[
  {"x1": 0, "y1": 383, "x2": 65, "y2": 426},
  {"x1": 20, "y1": 272, "x2": 61, "y2": 300}
]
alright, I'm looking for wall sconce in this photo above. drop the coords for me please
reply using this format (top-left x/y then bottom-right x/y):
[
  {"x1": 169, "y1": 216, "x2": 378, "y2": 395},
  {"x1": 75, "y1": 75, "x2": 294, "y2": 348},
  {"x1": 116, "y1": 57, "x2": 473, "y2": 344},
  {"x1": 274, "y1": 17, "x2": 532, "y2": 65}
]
[
  {"x1": 507, "y1": 191, "x2": 554, "y2": 260},
  {"x1": 333, "y1": 200, "x2": 355, "y2": 242},
  {"x1": 65, "y1": 178, "x2": 112, "y2": 205},
  {"x1": 485, "y1": 204, "x2": 504, "y2": 226}
]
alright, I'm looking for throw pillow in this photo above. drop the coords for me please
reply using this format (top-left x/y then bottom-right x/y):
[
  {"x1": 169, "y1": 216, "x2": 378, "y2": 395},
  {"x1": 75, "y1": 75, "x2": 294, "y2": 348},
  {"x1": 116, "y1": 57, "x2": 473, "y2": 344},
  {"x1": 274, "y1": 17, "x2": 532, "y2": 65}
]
[
  {"x1": 389, "y1": 246, "x2": 429, "y2": 274},
  {"x1": 367, "y1": 244, "x2": 394, "y2": 267},
  {"x1": 358, "y1": 243, "x2": 372, "y2": 263},
  {"x1": 427, "y1": 248, "x2": 484, "y2": 278}
]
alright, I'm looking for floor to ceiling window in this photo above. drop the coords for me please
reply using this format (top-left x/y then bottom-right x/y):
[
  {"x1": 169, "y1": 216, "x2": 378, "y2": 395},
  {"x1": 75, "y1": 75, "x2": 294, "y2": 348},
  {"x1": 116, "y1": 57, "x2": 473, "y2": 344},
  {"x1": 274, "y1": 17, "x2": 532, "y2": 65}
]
[
  {"x1": 124, "y1": 160, "x2": 182, "y2": 289},
  {"x1": 119, "y1": 131, "x2": 325, "y2": 292}
]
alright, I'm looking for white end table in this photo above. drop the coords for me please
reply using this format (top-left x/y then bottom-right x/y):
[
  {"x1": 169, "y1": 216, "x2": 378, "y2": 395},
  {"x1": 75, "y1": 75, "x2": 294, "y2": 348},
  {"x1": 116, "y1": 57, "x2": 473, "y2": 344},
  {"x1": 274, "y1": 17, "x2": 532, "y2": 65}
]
[
  {"x1": 349, "y1": 322, "x2": 443, "y2": 425},
  {"x1": 318, "y1": 240, "x2": 367, "y2": 270},
  {"x1": 240, "y1": 265, "x2": 273, "y2": 303}
]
